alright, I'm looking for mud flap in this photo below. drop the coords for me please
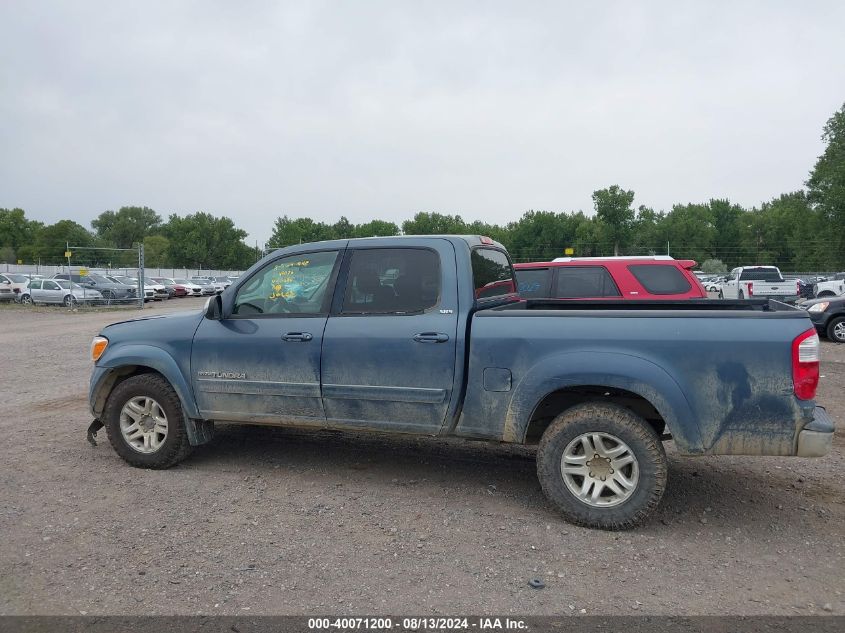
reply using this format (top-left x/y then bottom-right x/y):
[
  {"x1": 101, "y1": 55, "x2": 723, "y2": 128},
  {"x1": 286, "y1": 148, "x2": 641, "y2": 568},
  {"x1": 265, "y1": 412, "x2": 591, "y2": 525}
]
[{"x1": 87, "y1": 419, "x2": 104, "y2": 446}]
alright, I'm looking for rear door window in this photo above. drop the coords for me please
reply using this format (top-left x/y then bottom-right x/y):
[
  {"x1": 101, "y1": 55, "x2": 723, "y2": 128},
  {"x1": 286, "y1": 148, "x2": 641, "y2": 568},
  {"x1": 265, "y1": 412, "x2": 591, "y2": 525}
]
[
  {"x1": 472, "y1": 248, "x2": 516, "y2": 299},
  {"x1": 342, "y1": 248, "x2": 440, "y2": 314},
  {"x1": 554, "y1": 266, "x2": 620, "y2": 298},
  {"x1": 628, "y1": 264, "x2": 692, "y2": 295},
  {"x1": 515, "y1": 268, "x2": 551, "y2": 298}
]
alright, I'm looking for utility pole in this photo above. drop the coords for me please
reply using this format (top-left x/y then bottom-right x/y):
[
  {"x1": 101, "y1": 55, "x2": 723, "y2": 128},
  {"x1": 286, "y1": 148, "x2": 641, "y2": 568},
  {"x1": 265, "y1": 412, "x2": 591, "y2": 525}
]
[{"x1": 138, "y1": 243, "x2": 145, "y2": 309}]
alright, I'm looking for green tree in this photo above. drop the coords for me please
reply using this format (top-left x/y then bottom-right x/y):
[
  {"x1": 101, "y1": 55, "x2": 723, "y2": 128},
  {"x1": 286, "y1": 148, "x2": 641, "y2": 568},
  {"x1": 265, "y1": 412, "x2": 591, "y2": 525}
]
[
  {"x1": 35, "y1": 220, "x2": 94, "y2": 263},
  {"x1": 806, "y1": 102, "x2": 845, "y2": 269},
  {"x1": 592, "y1": 186, "x2": 635, "y2": 255},
  {"x1": 143, "y1": 235, "x2": 171, "y2": 267},
  {"x1": 701, "y1": 258, "x2": 727, "y2": 274},
  {"x1": 353, "y1": 219, "x2": 400, "y2": 238},
  {"x1": 0, "y1": 208, "x2": 44, "y2": 259},
  {"x1": 268, "y1": 215, "x2": 334, "y2": 247},
  {"x1": 92, "y1": 206, "x2": 162, "y2": 248},
  {"x1": 401, "y1": 212, "x2": 467, "y2": 235},
  {"x1": 162, "y1": 212, "x2": 251, "y2": 269}
]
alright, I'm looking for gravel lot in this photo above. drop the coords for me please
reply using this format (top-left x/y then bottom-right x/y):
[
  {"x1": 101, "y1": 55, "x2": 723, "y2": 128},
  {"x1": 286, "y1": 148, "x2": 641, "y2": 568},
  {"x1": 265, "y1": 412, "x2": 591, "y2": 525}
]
[{"x1": 0, "y1": 299, "x2": 842, "y2": 616}]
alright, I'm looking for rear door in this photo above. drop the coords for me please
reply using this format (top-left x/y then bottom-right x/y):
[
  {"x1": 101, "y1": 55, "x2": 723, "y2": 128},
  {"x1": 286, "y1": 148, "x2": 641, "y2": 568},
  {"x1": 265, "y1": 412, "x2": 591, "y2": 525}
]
[
  {"x1": 190, "y1": 248, "x2": 342, "y2": 425},
  {"x1": 320, "y1": 240, "x2": 459, "y2": 433},
  {"x1": 41, "y1": 280, "x2": 64, "y2": 303}
]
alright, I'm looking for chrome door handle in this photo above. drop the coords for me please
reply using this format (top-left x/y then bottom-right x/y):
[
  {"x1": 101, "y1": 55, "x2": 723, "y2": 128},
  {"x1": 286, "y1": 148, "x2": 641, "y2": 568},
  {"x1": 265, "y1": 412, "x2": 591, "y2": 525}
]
[{"x1": 282, "y1": 332, "x2": 313, "y2": 342}]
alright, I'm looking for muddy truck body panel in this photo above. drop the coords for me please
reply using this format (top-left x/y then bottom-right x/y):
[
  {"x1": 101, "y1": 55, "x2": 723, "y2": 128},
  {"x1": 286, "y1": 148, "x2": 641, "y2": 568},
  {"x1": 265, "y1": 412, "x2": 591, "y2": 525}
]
[{"x1": 88, "y1": 235, "x2": 833, "y2": 528}]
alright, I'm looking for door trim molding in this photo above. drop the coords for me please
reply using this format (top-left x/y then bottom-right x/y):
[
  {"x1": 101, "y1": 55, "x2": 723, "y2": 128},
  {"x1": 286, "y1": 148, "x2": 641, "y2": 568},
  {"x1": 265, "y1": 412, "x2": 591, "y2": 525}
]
[{"x1": 322, "y1": 383, "x2": 447, "y2": 404}]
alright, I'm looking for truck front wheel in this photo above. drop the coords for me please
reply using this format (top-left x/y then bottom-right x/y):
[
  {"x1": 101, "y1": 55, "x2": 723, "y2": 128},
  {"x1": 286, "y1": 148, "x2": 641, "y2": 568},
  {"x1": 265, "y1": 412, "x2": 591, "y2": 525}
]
[
  {"x1": 536, "y1": 403, "x2": 667, "y2": 530},
  {"x1": 103, "y1": 373, "x2": 193, "y2": 469}
]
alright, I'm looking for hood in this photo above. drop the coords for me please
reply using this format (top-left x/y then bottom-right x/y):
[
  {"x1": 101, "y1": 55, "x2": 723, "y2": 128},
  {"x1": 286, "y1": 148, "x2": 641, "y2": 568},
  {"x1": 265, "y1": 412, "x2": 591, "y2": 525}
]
[
  {"x1": 102, "y1": 309, "x2": 204, "y2": 331},
  {"x1": 801, "y1": 296, "x2": 845, "y2": 308}
]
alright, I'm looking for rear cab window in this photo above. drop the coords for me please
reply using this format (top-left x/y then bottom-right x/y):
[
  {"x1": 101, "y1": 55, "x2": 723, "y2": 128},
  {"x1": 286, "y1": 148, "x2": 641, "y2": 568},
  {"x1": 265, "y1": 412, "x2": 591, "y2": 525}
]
[
  {"x1": 739, "y1": 267, "x2": 784, "y2": 282},
  {"x1": 627, "y1": 264, "x2": 692, "y2": 295},
  {"x1": 471, "y1": 248, "x2": 516, "y2": 300}
]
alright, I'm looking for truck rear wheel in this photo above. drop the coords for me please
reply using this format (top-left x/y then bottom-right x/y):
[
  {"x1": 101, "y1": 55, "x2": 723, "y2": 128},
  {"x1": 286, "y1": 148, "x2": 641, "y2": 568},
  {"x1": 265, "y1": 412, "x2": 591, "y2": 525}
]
[
  {"x1": 536, "y1": 403, "x2": 667, "y2": 530},
  {"x1": 103, "y1": 374, "x2": 193, "y2": 469}
]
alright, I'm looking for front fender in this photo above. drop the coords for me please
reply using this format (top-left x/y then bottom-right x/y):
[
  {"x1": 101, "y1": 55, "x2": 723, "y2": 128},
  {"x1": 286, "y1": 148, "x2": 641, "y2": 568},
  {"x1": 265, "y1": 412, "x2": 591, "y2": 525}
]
[
  {"x1": 90, "y1": 344, "x2": 199, "y2": 419},
  {"x1": 503, "y1": 351, "x2": 702, "y2": 453}
]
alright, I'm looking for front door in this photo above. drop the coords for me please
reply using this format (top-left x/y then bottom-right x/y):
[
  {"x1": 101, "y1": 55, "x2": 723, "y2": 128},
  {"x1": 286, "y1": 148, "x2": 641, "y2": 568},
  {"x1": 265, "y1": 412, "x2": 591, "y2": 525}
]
[
  {"x1": 320, "y1": 241, "x2": 459, "y2": 433},
  {"x1": 190, "y1": 249, "x2": 341, "y2": 425}
]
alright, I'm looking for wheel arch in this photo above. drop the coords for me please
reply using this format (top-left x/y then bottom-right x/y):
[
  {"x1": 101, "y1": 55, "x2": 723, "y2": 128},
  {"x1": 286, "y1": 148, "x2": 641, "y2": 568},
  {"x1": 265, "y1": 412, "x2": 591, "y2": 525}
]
[
  {"x1": 92, "y1": 344, "x2": 199, "y2": 420},
  {"x1": 503, "y1": 351, "x2": 702, "y2": 453}
]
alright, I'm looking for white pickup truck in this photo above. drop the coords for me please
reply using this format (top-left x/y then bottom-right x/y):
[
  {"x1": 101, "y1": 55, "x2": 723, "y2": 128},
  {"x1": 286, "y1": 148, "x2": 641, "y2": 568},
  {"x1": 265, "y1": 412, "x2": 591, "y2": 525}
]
[
  {"x1": 814, "y1": 273, "x2": 845, "y2": 298},
  {"x1": 720, "y1": 266, "x2": 799, "y2": 301}
]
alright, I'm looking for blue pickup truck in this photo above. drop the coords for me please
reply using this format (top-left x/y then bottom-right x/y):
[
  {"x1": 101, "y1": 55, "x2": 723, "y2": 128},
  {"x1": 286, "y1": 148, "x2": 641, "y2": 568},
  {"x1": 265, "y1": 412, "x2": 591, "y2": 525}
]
[{"x1": 87, "y1": 236, "x2": 833, "y2": 529}]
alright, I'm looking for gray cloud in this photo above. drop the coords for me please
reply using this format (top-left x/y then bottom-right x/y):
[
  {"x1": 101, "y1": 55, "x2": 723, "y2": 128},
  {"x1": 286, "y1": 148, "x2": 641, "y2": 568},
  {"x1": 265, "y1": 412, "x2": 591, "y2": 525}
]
[{"x1": 2, "y1": 0, "x2": 844, "y2": 244}]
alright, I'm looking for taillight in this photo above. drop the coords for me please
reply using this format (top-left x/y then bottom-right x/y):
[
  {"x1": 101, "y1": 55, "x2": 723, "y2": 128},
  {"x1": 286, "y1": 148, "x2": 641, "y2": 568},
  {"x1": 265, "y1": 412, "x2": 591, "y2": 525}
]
[
  {"x1": 792, "y1": 328, "x2": 820, "y2": 400},
  {"x1": 796, "y1": 280, "x2": 800, "y2": 296},
  {"x1": 746, "y1": 282, "x2": 753, "y2": 297}
]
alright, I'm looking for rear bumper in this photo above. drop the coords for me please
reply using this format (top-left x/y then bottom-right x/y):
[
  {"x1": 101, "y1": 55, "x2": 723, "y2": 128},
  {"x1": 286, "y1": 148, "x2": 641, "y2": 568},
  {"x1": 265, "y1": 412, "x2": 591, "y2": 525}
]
[{"x1": 797, "y1": 407, "x2": 834, "y2": 457}]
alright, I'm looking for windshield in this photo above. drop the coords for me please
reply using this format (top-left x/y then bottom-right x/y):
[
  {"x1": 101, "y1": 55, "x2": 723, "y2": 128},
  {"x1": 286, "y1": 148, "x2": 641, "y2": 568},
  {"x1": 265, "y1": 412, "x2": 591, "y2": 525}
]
[
  {"x1": 88, "y1": 274, "x2": 113, "y2": 284},
  {"x1": 173, "y1": 279, "x2": 191, "y2": 284},
  {"x1": 7, "y1": 274, "x2": 29, "y2": 283}
]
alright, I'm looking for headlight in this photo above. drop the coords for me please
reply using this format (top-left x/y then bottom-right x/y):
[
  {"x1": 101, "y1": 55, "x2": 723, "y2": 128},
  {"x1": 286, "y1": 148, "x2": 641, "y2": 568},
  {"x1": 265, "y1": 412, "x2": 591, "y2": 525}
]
[
  {"x1": 91, "y1": 336, "x2": 109, "y2": 361},
  {"x1": 807, "y1": 302, "x2": 829, "y2": 313}
]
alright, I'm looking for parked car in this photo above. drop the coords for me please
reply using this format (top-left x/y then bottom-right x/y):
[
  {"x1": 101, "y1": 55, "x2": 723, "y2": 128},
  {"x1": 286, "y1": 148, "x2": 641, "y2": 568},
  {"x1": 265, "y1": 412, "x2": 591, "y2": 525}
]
[
  {"x1": 797, "y1": 277, "x2": 820, "y2": 300},
  {"x1": 804, "y1": 295, "x2": 845, "y2": 343},
  {"x1": 86, "y1": 235, "x2": 831, "y2": 530},
  {"x1": 150, "y1": 277, "x2": 188, "y2": 298},
  {"x1": 172, "y1": 278, "x2": 205, "y2": 297},
  {"x1": 0, "y1": 282, "x2": 15, "y2": 302},
  {"x1": 55, "y1": 279, "x2": 104, "y2": 304},
  {"x1": 514, "y1": 256, "x2": 707, "y2": 300},
  {"x1": 0, "y1": 273, "x2": 32, "y2": 299},
  {"x1": 20, "y1": 279, "x2": 102, "y2": 306},
  {"x1": 127, "y1": 277, "x2": 169, "y2": 301},
  {"x1": 106, "y1": 276, "x2": 156, "y2": 302},
  {"x1": 52, "y1": 273, "x2": 136, "y2": 303},
  {"x1": 720, "y1": 266, "x2": 799, "y2": 301},
  {"x1": 190, "y1": 278, "x2": 218, "y2": 295},
  {"x1": 813, "y1": 273, "x2": 845, "y2": 298},
  {"x1": 212, "y1": 276, "x2": 234, "y2": 289}
]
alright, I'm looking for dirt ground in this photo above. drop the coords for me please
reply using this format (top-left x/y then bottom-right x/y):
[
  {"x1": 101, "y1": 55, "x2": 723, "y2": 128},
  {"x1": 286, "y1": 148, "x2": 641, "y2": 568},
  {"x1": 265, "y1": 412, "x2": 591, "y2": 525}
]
[{"x1": 0, "y1": 299, "x2": 842, "y2": 616}]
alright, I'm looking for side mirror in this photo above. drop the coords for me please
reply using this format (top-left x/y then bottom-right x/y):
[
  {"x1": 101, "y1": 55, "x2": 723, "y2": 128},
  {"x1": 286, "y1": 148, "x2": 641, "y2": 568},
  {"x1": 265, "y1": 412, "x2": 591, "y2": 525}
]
[{"x1": 205, "y1": 294, "x2": 222, "y2": 320}]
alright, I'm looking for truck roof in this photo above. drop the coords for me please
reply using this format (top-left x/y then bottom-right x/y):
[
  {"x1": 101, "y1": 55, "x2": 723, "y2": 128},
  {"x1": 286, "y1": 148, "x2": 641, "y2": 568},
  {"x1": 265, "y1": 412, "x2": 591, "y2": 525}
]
[{"x1": 270, "y1": 234, "x2": 508, "y2": 251}]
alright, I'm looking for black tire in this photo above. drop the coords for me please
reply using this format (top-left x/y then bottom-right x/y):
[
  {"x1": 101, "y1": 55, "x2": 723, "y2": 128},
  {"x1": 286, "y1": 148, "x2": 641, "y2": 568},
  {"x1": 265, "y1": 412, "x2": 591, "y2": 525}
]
[
  {"x1": 63, "y1": 294, "x2": 77, "y2": 307},
  {"x1": 818, "y1": 292, "x2": 835, "y2": 298},
  {"x1": 738, "y1": 290, "x2": 744, "y2": 299},
  {"x1": 101, "y1": 290, "x2": 114, "y2": 304},
  {"x1": 103, "y1": 373, "x2": 194, "y2": 469},
  {"x1": 21, "y1": 294, "x2": 33, "y2": 305},
  {"x1": 827, "y1": 316, "x2": 845, "y2": 343},
  {"x1": 536, "y1": 402, "x2": 667, "y2": 530},
  {"x1": 718, "y1": 290, "x2": 724, "y2": 299}
]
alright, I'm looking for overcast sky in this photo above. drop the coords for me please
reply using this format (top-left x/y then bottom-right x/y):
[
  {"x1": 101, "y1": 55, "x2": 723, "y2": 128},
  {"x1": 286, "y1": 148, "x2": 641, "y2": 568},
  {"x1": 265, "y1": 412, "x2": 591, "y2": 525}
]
[{"x1": 2, "y1": 1, "x2": 844, "y2": 245}]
